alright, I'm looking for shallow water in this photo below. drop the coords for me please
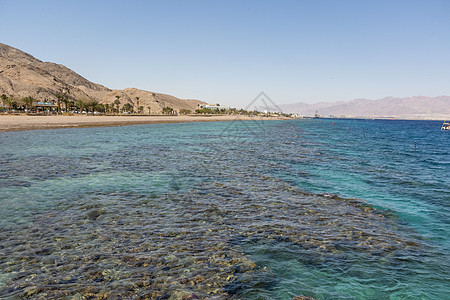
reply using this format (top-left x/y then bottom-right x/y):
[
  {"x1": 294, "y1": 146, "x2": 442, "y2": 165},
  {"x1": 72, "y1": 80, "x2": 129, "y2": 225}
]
[{"x1": 0, "y1": 119, "x2": 448, "y2": 299}]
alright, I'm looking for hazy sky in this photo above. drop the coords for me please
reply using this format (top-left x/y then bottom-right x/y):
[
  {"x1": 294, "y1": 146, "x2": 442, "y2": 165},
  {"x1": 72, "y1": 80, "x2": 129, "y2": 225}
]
[{"x1": 1, "y1": 0, "x2": 449, "y2": 107}]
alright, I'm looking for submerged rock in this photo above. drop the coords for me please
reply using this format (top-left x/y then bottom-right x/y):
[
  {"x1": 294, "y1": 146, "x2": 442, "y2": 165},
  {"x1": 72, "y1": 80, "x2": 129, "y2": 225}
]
[
  {"x1": 0, "y1": 174, "x2": 422, "y2": 299},
  {"x1": 292, "y1": 296, "x2": 315, "y2": 300}
]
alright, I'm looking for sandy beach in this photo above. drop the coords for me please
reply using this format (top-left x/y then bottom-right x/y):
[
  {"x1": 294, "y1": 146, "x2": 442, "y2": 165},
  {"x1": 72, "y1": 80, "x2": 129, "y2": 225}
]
[{"x1": 0, "y1": 114, "x2": 286, "y2": 132}]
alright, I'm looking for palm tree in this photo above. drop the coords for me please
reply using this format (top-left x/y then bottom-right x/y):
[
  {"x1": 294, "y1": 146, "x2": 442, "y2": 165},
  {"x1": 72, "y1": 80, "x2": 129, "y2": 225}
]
[
  {"x1": 135, "y1": 97, "x2": 140, "y2": 114},
  {"x1": 1, "y1": 94, "x2": 8, "y2": 107},
  {"x1": 67, "y1": 100, "x2": 75, "y2": 112},
  {"x1": 75, "y1": 99, "x2": 85, "y2": 113},
  {"x1": 87, "y1": 99, "x2": 99, "y2": 114},
  {"x1": 162, "y1": 106, "x2": 174, "y2": 114},
  {"x1": 13, "y1": 97, "x2": 24, "y2": 111},
  {"x1": 122, "y1": 103, "x2": 134, "y2": 113},
  {"x1": 97, "y1": 103, "x2": 105, "y2": 113},
  {"x1": 22, "y1": 96, "x2": 35, "y2": 112},
  {"x1": 62, "y1": 97, "x2": 70, "y2": 113},
  {"x1": 55, "y1": 94, "x2": 64, "y2": 113},
  {"x1": 3, "y1": 97, "x2": 14, "y2": 111},
  {"x1": 114, "y1": 96, "x2": 121, "y2": 114}
]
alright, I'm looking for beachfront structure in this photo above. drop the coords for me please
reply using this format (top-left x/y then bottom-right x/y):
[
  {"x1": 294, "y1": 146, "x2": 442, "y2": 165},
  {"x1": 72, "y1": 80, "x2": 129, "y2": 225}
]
[
  {"x1": 198, "y1": 103, "x2": 231, "y2": 110},
  {"x1": 32, "y1": 101, "x2": 58, "y2": 114}
]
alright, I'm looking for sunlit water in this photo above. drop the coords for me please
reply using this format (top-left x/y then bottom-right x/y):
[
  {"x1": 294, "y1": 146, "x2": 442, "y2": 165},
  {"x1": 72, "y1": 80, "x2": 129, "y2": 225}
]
[{"x1": 0, "y1": 119, "x2": 448, "y2": 299}]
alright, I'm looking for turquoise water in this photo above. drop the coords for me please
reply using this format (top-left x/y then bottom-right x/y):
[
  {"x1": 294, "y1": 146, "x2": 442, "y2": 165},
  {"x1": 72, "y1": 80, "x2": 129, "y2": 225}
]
[{"x1": 0, "y1": 119, "x2": 448, "y2": 299}]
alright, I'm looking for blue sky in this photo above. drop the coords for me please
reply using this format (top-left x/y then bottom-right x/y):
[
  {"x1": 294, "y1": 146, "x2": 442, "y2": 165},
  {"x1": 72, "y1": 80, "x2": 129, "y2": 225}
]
[{"x1": 1, "y1": 0, "x2": 449, "y2": 107}]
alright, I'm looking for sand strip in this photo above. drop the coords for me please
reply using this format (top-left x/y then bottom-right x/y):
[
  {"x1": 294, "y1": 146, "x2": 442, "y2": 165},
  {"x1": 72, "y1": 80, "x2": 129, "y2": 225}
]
[{"x1": 0, "y1": 115, "x2": 287, "y2": 132}]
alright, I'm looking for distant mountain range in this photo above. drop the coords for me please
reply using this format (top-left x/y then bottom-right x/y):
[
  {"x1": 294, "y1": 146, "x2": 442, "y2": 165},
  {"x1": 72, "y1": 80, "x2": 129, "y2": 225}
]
[
  {"x1": 0, "y1": 43, "x2": 204, "y2": 113},
  {"x1": 263, "y1": 96, "x2": 450, "y2": 120}
]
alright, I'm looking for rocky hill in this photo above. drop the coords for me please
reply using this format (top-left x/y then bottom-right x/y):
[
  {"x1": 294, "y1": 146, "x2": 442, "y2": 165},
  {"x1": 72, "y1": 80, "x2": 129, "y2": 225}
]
[
  {"x1": 0, "y1": 43, "x2": 204, "y2": 113},
  {"x1": 274, "y1": 96, "x2": 450, "y2": 119}
]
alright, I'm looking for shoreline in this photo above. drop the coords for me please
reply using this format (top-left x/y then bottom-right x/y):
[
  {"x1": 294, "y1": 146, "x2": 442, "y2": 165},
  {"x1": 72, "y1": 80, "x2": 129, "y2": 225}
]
[{"x1": 0, "y1": 114, "x2": 289, "y2": 132}]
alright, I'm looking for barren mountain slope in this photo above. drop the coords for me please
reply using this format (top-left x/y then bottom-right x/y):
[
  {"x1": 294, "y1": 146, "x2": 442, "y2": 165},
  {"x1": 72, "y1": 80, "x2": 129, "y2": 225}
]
[
  {"x1": 0, "y1": 43, "x2": 110, "y2": 101},
  {"x1": 0, "y1": 43, "x2": 205, "y2": 113}
]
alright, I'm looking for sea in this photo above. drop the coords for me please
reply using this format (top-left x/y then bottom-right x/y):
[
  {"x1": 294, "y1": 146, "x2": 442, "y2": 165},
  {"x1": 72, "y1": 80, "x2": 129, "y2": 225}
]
[{"x1": 0, "y1": 118, "x2": 448, "y2": 299}]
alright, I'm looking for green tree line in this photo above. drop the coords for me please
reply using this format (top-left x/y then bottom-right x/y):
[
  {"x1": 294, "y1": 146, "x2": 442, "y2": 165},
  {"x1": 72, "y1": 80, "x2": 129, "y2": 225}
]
[{"x1": 1, "y1": 94, "x2": 146, "y2": 115}]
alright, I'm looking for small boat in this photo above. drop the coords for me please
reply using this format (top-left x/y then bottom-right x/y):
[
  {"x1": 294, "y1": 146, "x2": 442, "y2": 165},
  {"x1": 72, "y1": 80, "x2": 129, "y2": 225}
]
[{"x1": 442, "y1": 121, "x2": 450, "y2": 130}]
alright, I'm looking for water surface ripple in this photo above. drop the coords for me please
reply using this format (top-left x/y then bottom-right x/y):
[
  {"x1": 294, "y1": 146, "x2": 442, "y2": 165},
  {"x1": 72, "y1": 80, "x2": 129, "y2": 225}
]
[{"x1": 0, "y1": 119, "x2": 448, "y2": 299}]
